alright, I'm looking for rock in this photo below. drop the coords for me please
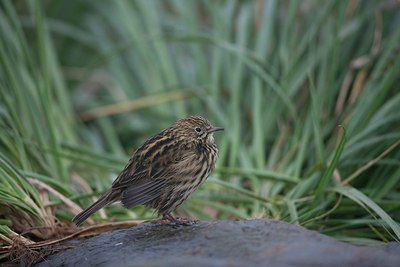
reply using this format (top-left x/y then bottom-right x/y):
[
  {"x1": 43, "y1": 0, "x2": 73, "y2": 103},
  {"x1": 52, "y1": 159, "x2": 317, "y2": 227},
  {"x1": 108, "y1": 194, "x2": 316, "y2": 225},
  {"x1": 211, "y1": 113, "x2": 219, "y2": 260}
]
[{"x1": 38, "y1": 219, "x2": 400, "y2": 267}]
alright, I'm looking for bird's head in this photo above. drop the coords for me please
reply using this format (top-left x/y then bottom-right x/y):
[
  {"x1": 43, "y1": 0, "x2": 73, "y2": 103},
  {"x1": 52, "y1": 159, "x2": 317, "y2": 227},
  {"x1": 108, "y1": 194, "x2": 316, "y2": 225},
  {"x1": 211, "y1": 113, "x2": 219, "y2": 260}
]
[{"x1": 173, "y1": 116, "x2": 224, "y2": 145}]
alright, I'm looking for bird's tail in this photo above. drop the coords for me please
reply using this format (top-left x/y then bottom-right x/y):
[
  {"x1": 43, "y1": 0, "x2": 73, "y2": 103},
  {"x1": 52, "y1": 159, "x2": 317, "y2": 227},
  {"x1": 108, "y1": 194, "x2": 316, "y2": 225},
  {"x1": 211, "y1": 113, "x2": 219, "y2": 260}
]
[{"x1": 73, "y1": 189, "x2": 119, "y2": 226}]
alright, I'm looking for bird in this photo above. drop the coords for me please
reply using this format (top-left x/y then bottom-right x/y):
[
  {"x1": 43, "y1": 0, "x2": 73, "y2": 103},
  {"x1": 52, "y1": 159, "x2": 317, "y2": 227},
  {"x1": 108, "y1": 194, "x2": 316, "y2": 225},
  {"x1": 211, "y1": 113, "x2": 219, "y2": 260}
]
[{"x1": 72, "y1": 116, "x2": 223, "y2": 226}]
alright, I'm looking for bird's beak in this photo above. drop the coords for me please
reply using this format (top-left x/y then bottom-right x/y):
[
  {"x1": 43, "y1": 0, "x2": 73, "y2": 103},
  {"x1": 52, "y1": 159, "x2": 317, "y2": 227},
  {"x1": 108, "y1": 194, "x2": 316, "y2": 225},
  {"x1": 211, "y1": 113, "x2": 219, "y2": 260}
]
[{"x1": 208, "y1": 127, "x2": 224, "y2": 133}]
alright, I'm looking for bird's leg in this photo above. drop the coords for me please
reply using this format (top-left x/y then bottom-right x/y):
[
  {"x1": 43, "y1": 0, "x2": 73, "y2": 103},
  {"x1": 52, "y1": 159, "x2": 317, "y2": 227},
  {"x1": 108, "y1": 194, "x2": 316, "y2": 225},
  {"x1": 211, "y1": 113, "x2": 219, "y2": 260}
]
[{"x1": 160, "y1": 213, "x2": 197, "y2": 226}]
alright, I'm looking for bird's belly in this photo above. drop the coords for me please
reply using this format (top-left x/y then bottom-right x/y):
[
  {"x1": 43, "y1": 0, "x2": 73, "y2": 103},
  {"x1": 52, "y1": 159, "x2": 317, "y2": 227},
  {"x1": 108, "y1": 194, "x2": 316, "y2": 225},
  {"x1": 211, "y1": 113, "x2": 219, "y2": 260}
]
[
  {"x1": 150, "y1": 170, "x2": 212, "y2": 215},
  {"x1": 148, "y1": 151, "x2": 217, "y2": 215}
]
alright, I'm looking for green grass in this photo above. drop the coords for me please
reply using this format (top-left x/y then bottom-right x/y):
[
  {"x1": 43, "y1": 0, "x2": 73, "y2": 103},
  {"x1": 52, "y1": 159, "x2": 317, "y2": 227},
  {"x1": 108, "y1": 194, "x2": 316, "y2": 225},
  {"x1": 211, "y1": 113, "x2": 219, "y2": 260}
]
[{"x1": 1, "y1": 0, "x2": 400, "y2": 258}]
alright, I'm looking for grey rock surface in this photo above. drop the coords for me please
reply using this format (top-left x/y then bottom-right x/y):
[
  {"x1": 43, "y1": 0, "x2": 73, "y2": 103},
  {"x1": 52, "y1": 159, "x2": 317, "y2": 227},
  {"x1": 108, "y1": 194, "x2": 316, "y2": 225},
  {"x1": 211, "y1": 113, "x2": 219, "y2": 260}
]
[{"x1": 39, "y1": 219, "x2": 400, "y2": 267}]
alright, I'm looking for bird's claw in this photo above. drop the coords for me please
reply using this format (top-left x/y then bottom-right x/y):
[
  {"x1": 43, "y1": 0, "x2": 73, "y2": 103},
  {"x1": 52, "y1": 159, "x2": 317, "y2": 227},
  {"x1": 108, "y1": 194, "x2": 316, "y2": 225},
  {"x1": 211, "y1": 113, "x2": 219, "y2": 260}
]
[{"x1": 158, "y1": 214, "x2": 198, "y2": 226}]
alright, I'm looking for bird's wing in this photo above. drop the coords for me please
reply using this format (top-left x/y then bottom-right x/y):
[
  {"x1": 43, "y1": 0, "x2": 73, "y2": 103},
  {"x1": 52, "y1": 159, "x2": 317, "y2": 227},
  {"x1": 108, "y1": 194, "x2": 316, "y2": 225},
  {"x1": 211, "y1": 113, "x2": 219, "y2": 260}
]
[
  {"x1": 112, "y1": 142, "x2": 196, "y2": 208},
  {"x1": 120, "y1": 178, "x2": 167, "y2": 208}
]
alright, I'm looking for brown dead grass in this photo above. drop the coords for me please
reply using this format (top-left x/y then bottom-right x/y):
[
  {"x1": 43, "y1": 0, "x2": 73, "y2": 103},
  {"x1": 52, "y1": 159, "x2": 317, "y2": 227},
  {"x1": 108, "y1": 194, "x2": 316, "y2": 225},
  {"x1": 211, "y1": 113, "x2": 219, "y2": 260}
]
[{"x1": 2, "y1": 220, "x2": 142, "y2": 266}]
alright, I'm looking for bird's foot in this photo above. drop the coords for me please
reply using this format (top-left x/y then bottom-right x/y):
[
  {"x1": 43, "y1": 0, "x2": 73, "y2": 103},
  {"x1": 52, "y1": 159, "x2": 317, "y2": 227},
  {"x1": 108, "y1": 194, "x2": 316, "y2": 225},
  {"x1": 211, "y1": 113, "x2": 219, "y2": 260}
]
[{"x1": 159, "y1": 214, "x2": 198, "y2": 226}]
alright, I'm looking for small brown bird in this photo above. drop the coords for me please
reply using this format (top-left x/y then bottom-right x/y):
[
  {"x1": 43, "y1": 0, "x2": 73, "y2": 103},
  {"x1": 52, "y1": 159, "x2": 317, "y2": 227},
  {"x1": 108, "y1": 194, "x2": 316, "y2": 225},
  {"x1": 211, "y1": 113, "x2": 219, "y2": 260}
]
[{"x1": 73, "y1": 116, "x2": 223, "y2": 226}]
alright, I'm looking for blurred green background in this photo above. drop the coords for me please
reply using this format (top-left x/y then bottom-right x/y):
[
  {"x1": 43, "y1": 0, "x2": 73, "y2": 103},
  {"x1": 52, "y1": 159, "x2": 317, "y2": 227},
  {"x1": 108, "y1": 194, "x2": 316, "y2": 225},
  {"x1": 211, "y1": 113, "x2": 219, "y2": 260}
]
[{"x1": 1, "y1": 0, "x2": 400, "y2": 256}]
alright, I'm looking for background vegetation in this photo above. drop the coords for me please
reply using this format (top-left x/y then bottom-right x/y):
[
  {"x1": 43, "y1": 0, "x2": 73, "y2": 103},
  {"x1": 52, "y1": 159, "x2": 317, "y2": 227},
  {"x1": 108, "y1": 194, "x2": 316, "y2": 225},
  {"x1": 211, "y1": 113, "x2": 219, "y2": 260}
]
[{"x1": 1, "y1": 0, "x2": 399, "y2": 260}]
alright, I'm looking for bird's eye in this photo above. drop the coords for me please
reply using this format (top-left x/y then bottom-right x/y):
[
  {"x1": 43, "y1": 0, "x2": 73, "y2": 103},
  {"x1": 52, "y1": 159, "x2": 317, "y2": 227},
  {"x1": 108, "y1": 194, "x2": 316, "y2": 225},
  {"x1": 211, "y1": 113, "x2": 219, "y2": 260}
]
[{"x1": 195, "y1": 127, "x2": 202, "y2": 133}]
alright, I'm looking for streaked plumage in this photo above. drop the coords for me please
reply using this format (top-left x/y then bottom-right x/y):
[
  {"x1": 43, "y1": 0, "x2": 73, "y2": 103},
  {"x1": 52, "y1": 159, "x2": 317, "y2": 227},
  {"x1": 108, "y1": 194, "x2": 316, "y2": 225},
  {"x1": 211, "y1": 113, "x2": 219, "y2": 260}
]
[{"x1": 73, "y1": 116, "x2": 223, "y2": 226}]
